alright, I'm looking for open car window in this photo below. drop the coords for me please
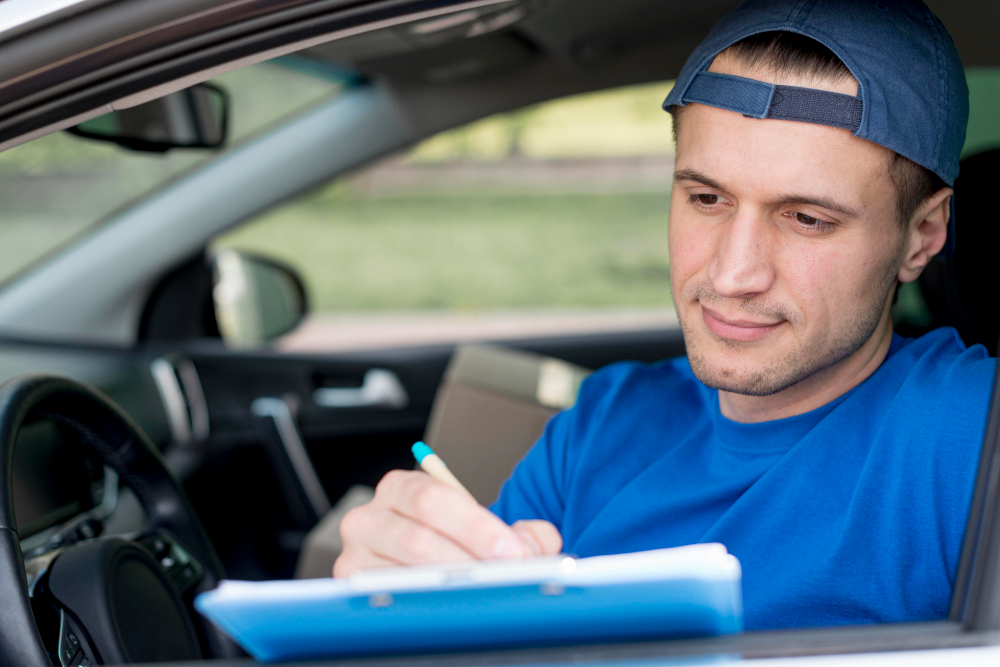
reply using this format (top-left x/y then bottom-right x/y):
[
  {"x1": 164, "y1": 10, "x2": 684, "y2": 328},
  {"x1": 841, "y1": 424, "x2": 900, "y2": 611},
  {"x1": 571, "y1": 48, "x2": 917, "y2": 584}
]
[{"x1": 213, "y1": 80, "x2": 678, "y2": 352}]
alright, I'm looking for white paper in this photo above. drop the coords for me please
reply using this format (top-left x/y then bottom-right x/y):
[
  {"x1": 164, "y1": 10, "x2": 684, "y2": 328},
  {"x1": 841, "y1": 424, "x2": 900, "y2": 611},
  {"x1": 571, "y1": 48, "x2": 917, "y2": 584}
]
[{"x1": 207, "y1": 543, "x2": 740, "y2": 601}]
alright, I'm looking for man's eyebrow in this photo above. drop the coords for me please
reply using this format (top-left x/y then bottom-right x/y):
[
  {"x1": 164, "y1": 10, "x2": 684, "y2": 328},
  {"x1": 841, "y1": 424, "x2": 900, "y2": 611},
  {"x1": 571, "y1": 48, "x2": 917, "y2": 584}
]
[
  {"x1": 771, "y1": 195, "x2": 861, "y2": 219},
  {"x1": 674, "y1": 169, "x2": 862, "y2": 219},
  {"x1": 673, "y1": 169, "x2": 726, "y2": 191}
]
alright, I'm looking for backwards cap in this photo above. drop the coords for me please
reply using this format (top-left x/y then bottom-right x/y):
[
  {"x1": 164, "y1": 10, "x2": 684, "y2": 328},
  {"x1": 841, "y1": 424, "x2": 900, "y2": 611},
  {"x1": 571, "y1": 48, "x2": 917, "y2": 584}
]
[{"x1": 662, "y1": 0, "x2": 968, "y2": 258}]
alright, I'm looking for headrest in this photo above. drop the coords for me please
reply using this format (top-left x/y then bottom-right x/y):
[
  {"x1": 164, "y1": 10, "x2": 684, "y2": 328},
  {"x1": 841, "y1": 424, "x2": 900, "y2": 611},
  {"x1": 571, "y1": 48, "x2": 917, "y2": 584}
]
[{"x1": 919, "y1": 148, "x2": 1000, "y2": 356}]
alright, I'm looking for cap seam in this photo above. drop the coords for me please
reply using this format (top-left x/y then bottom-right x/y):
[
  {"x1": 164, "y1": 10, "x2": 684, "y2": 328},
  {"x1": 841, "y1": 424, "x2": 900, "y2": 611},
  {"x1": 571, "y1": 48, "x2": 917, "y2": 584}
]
[
  {"x1": 912, "y1": 2, "x2": 946, "y2": 177},
  {"x1": 791, "y1": 0, "x2": 819, "y2": 26}
]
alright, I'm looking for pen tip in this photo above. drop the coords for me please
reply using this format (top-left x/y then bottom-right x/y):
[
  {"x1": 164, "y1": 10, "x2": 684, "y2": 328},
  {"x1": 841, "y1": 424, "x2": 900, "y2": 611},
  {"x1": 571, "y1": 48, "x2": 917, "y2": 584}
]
[{"x1": 412, "y1": 441, "x2": 434, "y2": 463}]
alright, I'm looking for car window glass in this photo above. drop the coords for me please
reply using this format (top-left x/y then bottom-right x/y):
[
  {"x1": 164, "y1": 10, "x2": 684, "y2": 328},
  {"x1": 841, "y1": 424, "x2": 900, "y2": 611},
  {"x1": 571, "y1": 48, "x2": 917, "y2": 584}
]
[
  {"x1": 214, "y1": 81, "x2": 678, "y2": 352},
  {"x1": 964, "y1": 67, "x2": 1000, "y2": 157},
  {"x1": 0, "y1": 59, "x2": 344, "y2": 287}
]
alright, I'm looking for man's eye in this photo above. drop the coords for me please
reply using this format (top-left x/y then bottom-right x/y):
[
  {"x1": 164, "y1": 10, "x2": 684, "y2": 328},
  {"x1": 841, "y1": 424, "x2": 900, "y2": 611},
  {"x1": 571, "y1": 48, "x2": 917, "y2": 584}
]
[
  {"x1": 689, "y1": 194, "x2": 720, "y2": 205},
  {"x1": 793, "y1": 212, "x2": 830, "y2": 228}
]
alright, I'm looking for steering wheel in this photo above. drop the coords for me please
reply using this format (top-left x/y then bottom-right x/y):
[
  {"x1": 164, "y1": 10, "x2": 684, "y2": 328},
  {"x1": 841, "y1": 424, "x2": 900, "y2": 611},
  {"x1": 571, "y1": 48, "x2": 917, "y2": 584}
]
[{"x1": 0, "y1": 374, "x2": 239, "y2": 665}]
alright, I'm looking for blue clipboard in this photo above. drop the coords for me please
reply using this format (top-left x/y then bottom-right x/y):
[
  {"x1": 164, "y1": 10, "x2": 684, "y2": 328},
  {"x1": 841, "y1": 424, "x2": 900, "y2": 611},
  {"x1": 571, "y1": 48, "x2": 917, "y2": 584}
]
[{"x1": 195, "y1": 544, "x2": 743, "y2": 662}]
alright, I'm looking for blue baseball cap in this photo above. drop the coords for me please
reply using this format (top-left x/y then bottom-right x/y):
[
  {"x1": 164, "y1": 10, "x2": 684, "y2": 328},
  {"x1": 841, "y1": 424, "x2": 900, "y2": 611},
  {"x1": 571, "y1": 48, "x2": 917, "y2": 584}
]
[{"x1": 662, "y1": 0, "x2": 968, "y2": 259}]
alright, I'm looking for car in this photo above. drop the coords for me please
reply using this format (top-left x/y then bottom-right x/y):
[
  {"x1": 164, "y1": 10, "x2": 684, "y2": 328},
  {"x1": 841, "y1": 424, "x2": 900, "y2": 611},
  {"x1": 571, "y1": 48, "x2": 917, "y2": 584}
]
[{"x1": 0, "y1": 0, "x2": 998, "y2": 665}]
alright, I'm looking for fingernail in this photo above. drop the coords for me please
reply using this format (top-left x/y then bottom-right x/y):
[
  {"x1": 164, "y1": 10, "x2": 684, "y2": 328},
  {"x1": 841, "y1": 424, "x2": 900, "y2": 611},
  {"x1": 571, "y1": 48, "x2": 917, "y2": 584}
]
[{"x1": 492, "y1": 536, "x2": 527, "y2": 558}]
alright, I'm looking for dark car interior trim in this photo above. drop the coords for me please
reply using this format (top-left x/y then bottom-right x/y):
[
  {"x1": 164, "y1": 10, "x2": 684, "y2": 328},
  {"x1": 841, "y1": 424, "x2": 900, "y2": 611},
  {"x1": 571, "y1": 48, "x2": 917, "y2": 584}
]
[
  {"x1": 954, "y1": 358, "x2": 1000, "y2": 630},
  {"x1": 149, "y1": 621, "x2": 1000, "y2": 667}
]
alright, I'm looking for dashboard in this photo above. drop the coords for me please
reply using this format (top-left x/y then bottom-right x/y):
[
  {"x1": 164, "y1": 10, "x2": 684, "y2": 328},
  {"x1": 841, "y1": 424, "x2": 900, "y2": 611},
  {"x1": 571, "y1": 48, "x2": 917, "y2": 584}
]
[{"x1": 12, "y1": 418, "x2": 106, "y2": 539}]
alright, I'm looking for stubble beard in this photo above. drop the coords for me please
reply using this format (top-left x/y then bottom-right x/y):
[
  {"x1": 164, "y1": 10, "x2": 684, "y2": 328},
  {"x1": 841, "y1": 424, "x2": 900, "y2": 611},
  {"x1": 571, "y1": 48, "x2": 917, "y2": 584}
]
[{"x1": 676, "y1": 256, "x2": 901, "y2": 397}]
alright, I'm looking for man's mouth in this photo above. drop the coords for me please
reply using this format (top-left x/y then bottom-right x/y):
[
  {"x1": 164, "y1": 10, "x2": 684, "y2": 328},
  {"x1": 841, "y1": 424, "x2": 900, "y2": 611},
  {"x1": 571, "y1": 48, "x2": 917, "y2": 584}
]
[{"x1": 700, "y1": 304, "x2": 784, "y2": 342}]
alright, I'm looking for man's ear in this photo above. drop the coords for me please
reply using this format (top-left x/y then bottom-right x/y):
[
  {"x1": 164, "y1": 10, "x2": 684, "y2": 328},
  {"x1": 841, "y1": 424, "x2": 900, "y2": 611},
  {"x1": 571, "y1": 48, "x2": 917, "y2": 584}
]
[{"x1": 897, "y1": 187, "x2": 952, "y2": 284}]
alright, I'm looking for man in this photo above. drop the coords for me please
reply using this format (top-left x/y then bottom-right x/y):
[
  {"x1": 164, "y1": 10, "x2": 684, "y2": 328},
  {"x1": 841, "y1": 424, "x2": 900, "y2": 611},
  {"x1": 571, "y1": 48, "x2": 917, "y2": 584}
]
[{"x1": 336, "y1": 0, "x2": 997, "y2": 630}]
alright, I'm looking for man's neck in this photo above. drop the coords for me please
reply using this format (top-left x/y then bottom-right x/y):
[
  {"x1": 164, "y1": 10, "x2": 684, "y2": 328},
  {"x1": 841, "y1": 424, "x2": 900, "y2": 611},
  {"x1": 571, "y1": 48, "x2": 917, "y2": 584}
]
[{"x1": 717, "y1": 315, "x2": 896, "y2": 424}]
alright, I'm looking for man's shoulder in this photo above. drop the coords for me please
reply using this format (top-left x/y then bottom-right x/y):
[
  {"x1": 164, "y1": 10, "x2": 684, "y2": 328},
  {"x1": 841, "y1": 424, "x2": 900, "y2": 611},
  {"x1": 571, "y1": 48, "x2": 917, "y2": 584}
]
[
  {"x1": 873, "y1": 327, "x2": 995, "y2": 445},
  {"x1": 890, "y1": 327, "x2": 995, "y2": 393}
]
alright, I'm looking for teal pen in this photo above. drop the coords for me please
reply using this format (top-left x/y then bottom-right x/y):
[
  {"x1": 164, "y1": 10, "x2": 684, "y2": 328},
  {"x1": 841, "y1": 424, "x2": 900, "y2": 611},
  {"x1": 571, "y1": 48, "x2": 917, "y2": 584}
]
[{"x1": 411, "y1": 442, "x2": 476, "y2": 501}]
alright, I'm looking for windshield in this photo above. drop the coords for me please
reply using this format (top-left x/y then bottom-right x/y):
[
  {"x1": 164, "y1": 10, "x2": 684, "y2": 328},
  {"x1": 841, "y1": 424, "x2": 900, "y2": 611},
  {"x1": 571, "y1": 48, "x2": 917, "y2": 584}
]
[{"x1": 0, "y1": 58, "x2": 344, "y2": 286}]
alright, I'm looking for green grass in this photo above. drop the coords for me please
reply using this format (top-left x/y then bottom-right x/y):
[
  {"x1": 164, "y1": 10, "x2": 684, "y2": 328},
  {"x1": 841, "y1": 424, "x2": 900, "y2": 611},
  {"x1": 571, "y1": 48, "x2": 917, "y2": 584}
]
[{"x1": 216, "y1": 190, "x2": 673, "y2": 312}]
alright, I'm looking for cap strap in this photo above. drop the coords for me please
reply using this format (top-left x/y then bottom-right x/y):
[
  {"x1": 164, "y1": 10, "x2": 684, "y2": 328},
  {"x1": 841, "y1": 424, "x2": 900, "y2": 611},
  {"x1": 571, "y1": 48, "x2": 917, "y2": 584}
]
[{"x1": 681, "y1": 71, "x2": 862, "y2": 132}]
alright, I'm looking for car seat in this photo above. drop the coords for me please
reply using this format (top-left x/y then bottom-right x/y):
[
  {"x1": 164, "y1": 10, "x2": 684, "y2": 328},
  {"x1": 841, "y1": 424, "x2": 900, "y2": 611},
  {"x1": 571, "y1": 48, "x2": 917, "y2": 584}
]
[
  {"x1": 918, "y1": 147, "x2": 1000, "y2": 356},
  {"x1": 422, "y1": 344, "x2": 592, "y2": 505}
]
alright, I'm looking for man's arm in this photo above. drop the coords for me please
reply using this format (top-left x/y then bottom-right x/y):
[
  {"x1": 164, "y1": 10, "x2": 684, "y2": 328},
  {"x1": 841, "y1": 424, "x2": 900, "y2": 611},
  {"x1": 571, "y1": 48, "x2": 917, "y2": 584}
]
[
  {"x1": 333, "y1": 469, "x2": 562, "y2": 576},
  {"x1": 335, "y1": 373, "x2": 599, "y2": 576}
]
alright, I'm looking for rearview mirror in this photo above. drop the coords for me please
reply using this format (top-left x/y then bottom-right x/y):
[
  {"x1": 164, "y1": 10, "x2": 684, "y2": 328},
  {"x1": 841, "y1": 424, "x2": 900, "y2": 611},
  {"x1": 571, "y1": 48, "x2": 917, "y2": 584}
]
[
  {"x1": 211, "y1": 250, "x2": 308, "y2": 349},
  {"x1": 67, "y1": 83, "x2": 228, "y2": 152}
]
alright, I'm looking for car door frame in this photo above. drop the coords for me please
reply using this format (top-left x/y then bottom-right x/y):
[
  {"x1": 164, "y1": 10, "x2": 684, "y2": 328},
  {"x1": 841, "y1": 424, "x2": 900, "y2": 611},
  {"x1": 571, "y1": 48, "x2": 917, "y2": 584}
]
[{"x1": 0, "y1": 0, "x2": 999, "y2": 662}]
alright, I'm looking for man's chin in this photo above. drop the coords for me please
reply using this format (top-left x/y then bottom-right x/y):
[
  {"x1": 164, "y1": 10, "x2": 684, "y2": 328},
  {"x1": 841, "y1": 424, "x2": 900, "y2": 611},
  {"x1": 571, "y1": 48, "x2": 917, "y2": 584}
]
[
  {"x1": 689, "y1": 360, "x2": 799, "y2": 396},
  {"x1": 685, "y1": 336, "x2": 806, "y2": 397},
  {"x1": 692, "y1": 368, "x2": 798, "y2": 396}
]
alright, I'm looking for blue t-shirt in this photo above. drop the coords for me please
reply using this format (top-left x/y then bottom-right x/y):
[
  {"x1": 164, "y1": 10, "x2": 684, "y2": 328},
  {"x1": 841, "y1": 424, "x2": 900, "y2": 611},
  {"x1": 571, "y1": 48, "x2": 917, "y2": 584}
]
[{"x1": 492, "y1": 327, "x2": 996, "y2": 630}]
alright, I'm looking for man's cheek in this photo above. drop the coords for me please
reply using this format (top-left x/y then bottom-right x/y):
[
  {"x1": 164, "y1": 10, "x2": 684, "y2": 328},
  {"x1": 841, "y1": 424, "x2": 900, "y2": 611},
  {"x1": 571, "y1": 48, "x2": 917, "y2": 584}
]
[
  {"x1": 774, "y1": 251, "x2": 839, "y2": 335},
  {"x1": 670, "y1": 221, "x2": 711, "y2": 288}
]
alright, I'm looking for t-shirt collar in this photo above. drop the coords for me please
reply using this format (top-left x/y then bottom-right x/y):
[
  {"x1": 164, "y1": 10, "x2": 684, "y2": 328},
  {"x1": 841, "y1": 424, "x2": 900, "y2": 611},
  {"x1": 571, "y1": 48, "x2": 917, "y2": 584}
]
[{"x1": 707, "y1": 333, "x2": 906, "y2": 455}]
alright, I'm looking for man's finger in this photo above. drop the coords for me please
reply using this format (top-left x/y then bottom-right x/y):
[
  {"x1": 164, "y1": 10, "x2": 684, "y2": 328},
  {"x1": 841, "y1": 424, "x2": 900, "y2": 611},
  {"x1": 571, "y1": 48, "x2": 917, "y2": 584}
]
[
  {"x1": 512, "y1": 520, "x2": 563, "y2": 555},
  {"x1": 377, "y1": 470, "x2": 533, "y2": 559},
  {"x1": 363, "y1": 506, "x2": 479, "y2": 565}
]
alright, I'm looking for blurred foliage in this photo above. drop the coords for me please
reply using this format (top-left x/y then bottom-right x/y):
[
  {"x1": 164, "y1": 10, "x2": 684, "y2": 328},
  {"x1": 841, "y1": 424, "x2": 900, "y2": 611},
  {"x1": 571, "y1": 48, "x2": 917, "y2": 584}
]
[
  {"x1": 964, "y1": 68, "x2": 1000, "y2": 157},
  {"x1": 217, "y1": 190, "x2": 673, "y2": 311},
  {"x1": 217, "y1": 81, "x2": 678, "y2": 313},
  {"x1": 411, "y1": 81, "x2": 675, "y2": 161},
  {"x1": 0, "y1": 128, "x2": 132, "y2": 176}
]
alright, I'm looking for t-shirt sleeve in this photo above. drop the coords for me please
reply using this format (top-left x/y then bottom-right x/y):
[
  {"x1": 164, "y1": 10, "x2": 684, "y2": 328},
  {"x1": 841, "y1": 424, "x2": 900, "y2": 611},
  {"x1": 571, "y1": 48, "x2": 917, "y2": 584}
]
[
  {"x1": 489, "y1": 406, "x2": 574, "y2": 530},
  {"x1": 489, "y1": 364, "x2": 628, "y2": 530}
]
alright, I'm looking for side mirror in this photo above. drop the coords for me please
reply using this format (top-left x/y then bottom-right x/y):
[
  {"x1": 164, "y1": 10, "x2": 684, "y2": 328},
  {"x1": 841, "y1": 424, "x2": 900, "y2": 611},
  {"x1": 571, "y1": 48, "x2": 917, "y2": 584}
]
[
  {"x1": 67, "y1": 83, "x2": 228, "y2": 152},
  {"x1": 211, "y1": 250, "x2": 308, "y2": 349}
]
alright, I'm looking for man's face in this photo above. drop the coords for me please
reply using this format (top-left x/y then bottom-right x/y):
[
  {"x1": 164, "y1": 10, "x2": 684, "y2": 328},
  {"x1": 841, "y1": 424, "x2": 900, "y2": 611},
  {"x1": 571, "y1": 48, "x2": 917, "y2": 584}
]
[{"x1": 669, "y1": 58, "x2": 905, "y2": 396}]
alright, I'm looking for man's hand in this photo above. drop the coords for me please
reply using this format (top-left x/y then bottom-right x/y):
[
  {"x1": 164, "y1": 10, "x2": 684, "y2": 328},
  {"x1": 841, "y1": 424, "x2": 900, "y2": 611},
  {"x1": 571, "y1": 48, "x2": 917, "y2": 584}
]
[{"x1": 333, "y1": 469, "x2": 562, "y2": 577}]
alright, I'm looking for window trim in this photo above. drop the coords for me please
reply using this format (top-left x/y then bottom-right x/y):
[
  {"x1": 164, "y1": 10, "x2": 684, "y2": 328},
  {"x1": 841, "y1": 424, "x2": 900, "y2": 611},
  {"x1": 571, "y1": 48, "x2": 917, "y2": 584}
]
[{"x1": 952, "y1": 360, "x2": 1000, "y2": 629}]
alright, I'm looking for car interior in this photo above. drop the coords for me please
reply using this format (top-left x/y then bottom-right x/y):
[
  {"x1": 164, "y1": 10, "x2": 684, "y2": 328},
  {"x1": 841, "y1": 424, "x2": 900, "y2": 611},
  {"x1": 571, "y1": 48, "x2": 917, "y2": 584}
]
[{"x1": 0, "y1": 0, "x2": 998, "y2": 665}]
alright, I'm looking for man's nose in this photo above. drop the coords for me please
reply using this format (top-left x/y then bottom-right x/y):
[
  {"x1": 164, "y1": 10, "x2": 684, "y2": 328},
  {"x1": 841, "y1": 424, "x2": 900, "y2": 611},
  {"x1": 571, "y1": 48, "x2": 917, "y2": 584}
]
[{"x1": 707, "y1": 209, "x2": 775, "y2": 299}]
